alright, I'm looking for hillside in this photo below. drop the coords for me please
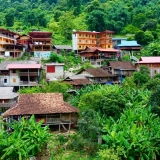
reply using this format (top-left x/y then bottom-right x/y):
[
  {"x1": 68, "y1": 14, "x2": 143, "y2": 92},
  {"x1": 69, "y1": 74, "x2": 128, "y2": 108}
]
[{"x1": 0, "y1": 0, "x2": 160, "y2": 45}]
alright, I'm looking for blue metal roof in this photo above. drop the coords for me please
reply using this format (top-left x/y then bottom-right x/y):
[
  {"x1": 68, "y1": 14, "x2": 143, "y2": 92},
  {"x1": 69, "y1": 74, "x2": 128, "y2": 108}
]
[{"x1": 118, "y1": 41, "x2": 141, "y2": 47}]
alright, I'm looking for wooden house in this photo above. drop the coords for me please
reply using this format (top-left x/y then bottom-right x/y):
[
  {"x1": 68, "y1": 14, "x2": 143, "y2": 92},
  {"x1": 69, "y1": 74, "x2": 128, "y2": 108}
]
[
  {"x1": 63, "y1": 74, "x2": 91, "y2": 89},
  {"x1": 117, "y1": 41, "x2": 141, "y2": 53},
  {"x1": 29, "y1": 31, "x2": 53, "y2": 58},
  {"x1": 0, "y1": 87, "x2": 18, "y2": 115},
  {"x1": 79, "y1": 47, "x2": 119, "y2": 65},
  {"x1": 2, "y1": 93, "x2": 79, "y2": 132},
  {"x1": 0, "y1": 28, "x2": 23, "y2": 58},
  {"x1": 135, "y1": 57, "x2": 160, "y2": 77},
  {"x1": 78, "y1": 68, "x2": 114, "y2": 84},
  {"x1": 0, "y1": 61, "x2": 41, "y2": 87},
  {"x1": 102, "y1": 61, "x2": 136, "y2": 83}
]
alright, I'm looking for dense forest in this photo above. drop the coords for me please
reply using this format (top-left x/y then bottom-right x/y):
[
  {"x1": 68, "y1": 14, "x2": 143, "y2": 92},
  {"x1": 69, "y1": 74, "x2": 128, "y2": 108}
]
[{"x1": 0, "y1": 0, "x2": 160, "y2": 45}]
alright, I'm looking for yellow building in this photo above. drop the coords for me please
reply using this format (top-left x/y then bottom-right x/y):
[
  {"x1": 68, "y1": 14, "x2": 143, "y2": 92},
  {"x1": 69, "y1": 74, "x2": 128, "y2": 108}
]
[{"x1": 72, "y1": 30, "x2": 113, "y2": 51}]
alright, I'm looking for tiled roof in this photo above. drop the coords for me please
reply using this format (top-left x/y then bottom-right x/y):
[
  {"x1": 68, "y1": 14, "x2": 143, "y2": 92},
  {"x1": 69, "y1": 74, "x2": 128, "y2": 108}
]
[
  {"x1": 97, "y1": 48, "x2": 119, "y2": 52},
  {"x1": 137, "y1": 57, "x2": 160, "y2": 63},
  {"x1": 109, "y1": 61, "x2": 136, "y2": 70},
  {"x1": 85, "y1": 68, "x2": 113, "y2": 77},
  {"x1": 0, "y1": 87, "x2": 18, "y2": 99},
  {"x1": 65, "y1": 78, "x2": 91, "y2": 86},
  {"x1": 2, "y1": 93, "x2": 78, "y2": 117},
  {"x1": 7, "y1": 64, "x2": 41, "y2": 69},
  {"x1": 79, "y1": 47, "x2": 119, "y2": 54}
]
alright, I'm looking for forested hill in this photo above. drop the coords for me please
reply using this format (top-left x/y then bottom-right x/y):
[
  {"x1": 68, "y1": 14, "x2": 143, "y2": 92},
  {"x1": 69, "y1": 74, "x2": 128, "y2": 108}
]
[{"x1": 0, "y1": 0, "x2": 160, "y2": 44}]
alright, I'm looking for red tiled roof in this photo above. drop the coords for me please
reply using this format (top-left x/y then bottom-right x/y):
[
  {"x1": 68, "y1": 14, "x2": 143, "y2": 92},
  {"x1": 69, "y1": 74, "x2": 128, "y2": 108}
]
[
  {"x1": 7, "y1": 64, "x2": 41, "y2": 69},
  {"x1": 2, "y1": 93, "x2": 78, "y2": 117},
  {"x1": 97, "y1": 48, "x2": 119, "y2": 52},
  {"x1": 137, "y1": 57, "x2": 160, "y2": 63}
]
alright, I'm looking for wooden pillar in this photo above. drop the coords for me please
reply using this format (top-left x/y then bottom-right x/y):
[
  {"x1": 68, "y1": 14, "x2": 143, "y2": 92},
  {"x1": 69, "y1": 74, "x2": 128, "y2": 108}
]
[
  {"x1": 59, "y1": 114, "x2": 61, "y2": 132},
  {"x1": 69, "y1": 114, "x2": 71, "y2": 133}
]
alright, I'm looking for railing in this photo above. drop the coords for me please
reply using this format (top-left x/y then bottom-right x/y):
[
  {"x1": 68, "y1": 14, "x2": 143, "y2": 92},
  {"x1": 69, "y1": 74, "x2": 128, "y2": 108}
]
[
  {"x1": 0, "y1": 101, "x2": 16, "y2": 108},
  {"x1": 130, "y1": 55, "x2": 139, "y2": 62},
  {"x1": 47, "y1": 118, "x2": 60, "y2": 124},
  {"x1": 0, "y1": 34, "x2": 16, "y2": 40},
  {"x1": 19, "y1": 72, "x2": 38, "y2": 76},
  {"x1": 20, "y1": 81, "x2": 38, "y2": 85}
]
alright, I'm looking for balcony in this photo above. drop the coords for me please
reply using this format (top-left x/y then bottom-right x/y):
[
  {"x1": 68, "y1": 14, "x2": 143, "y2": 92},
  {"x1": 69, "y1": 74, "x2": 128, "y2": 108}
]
[
  {"x1": 0, "y1": 34, "x2": 16, "y2": 40},
  {"x1": 0, "y1": 101, "x2": 16, "y2": 108},
  {"x1": 20, "y1": 81, "x2": 38, "y2": 86},
  {"x1": 20, "y1": 72, "x2": 38, "y2": 76}
]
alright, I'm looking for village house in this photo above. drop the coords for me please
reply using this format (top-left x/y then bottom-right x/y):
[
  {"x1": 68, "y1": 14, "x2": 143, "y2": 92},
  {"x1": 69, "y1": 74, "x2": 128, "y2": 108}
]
[
  {"x1": 77, "y1": 68, "x2": 115, "y2": 84},
  {"x1": 0, "y1": 61, "x2": 42, "y2": 87},
  {"x1": 45, "y1": 63, "x2": 64, "y2": 81},
  {"x1": 79, "y1": 47, "x2": 120, "y2": 66},
  {"x1": 135, "y1": 57, "x2": 160, "y2": 77},
  {"x1": 63, "y1": 74, "x2": 91, "y2": 89},
  {"x1": 72, "y1": 30, "x2": 114, "y2": 52},
  {"x1": 28, "y1": 31, "x2": 53, "y2": 58},
  {"x1": 0, "y1": 28, "x2": 24, "y2": 58},
  {"x1": 0, "y1": 87, "x2": 18, "y2": 115},
  {"x1": 2, "y1": 93, "x2": 79, "y2": 132},
  {"x1": 102, "y1": 61, "x2": 136, "y2": 83}
]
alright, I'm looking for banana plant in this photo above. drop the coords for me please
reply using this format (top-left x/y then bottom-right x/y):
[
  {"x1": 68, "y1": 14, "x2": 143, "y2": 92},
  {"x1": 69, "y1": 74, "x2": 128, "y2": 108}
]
[{"x1": 102, "y1": 105, "x2": 160, "y2": 160}]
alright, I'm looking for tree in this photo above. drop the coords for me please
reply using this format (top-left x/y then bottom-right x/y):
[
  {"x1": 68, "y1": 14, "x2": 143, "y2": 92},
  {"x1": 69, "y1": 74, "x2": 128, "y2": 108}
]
[
  {"x1": 135, "y1": 30, "x2": 154, "y2": 45},
  {"x1": 5, "y1": 12, "x2": 14, "y2": 27},
  {"x1": 133, "y1": 65, "x2": 150, "y2": 86},
  {"x1": 142, "y1": 19, "x2": 157, "y2": 31},
  {"x1": 58, "y1": 11, "x2": 76, "y2": 40},
  {"x1": 134, "y1": 30, "x2": 146, "y2": 45},
  {"x1": 132, "y1": 13, "x2": 147, "y2": 28},
  {"x1": 149, "y1": 86, "x2": 160, "y2": 116},
  {"x1": 144, "y1": 78, "x2": 160, "y2": 91},
  {"x1": 86, "y1": 10, "x2": 106, "y2": 31},
  {"x1": 48, "y1": 52, "x2": 65, "y2": 63}
]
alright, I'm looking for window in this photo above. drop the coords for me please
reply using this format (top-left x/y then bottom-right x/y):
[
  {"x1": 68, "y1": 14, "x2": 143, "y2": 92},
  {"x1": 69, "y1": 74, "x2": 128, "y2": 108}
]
[
  {"x1": 108, "y1": 45, "x2": 110, "y2": 48},
  {"x1": 79, "y1": 34, "x2": 81, "y2": 37},
  {"x1": 12, "y1": 69, "x2": 16, "y2": 73},
  {"x1": 154, "y1": 70, "x2": 157, "y2": 74},
  {"x1": 4, "y1": 79, "x2": 7, "y2": 83},
  {"x1": 79, "y1": 45, "x2": 81, "y2": 48},
  {"x1": 13, "y1": 78, "x2": 16, "y2": 83},
  {"x1": 47, "y1": 66, "x2": 55, "y2": 73},
  {"x1": 79, "y1": 40, "x2": 81, "y2": 42},
  {"x1": 86, "y1": 34, "x2": 88, "y2": 37}
]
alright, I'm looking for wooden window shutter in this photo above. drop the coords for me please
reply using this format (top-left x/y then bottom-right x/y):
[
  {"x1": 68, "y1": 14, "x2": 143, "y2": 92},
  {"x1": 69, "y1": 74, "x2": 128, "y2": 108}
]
[{"x1": 47, "y1": 66, "x2": 55, "y2": 73}]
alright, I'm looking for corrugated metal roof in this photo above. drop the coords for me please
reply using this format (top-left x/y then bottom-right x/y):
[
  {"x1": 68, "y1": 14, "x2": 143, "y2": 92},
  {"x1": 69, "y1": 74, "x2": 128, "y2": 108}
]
[
  {"x1": 137, "y1": 57, "x2": 160, "y2": 63},
  {"x1": 0, "y1": 61, "x2": 37, "y2": 70},
  {"x1": 53, "y1": 45, "x2": 72, "y2": 50},
  {"x1": 118, "y1": 41, "x2": 141, "y2": 47},
  {"x1": 7, "y1": 64, "x2": 41, "y2": 69},
  {"x1": 0, "y1": 87, "x2": 18, "y2": 99}
]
